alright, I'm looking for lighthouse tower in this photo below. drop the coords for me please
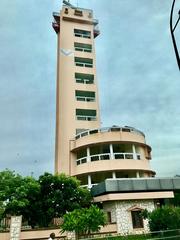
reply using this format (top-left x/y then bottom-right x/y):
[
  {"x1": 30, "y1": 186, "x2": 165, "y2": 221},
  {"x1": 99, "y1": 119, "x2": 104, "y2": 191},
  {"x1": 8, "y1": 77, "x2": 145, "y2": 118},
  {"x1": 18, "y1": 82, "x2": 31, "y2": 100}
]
[{"x1": 52, "y1": 1, "x2": 155, "y2": 188}]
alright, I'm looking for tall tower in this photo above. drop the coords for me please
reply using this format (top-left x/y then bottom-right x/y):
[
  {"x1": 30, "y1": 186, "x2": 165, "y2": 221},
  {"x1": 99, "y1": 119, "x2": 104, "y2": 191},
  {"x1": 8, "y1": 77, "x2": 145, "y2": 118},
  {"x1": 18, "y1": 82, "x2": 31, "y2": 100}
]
[
  {"x1": 53, "y1": 1, "x2": 100, "y2": 174},
  {"x1": 53, "y1": 1, "x2": 155, "y2": 188},
  {"x1": 52, "y1": 2, "x2": 178, "y2": 235}
]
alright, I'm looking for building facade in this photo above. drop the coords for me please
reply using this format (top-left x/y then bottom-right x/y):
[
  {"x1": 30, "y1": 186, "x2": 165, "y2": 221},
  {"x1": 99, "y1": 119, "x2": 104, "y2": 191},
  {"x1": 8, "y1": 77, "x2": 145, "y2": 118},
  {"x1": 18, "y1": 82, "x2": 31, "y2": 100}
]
[{"x1": 52, "y1": 1, "x2": 176, "y2": 235}]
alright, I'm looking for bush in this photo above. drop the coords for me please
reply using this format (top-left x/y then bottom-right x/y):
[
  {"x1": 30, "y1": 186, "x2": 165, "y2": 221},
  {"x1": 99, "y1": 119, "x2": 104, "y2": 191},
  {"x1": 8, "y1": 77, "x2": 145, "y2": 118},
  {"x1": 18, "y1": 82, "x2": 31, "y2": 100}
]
[{"x1": 148, "y1": 206, "x2": 180, "y2": 231}]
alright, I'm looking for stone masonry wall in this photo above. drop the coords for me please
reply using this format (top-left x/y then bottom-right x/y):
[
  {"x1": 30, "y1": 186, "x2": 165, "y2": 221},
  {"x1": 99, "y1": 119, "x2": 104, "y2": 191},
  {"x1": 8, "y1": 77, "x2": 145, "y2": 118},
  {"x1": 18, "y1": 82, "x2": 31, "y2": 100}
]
[{"x1": 103, "y1": 199, "x2": 155, "y2": 235}]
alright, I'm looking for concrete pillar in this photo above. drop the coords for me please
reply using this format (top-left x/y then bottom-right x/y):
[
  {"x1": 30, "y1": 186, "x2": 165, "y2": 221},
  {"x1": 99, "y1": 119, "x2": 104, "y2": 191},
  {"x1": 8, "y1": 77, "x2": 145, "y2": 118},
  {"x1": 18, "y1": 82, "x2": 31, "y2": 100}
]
[
  {"x1": 87, "y1": 147, "x2": 90, "y2": 162},
  {"x1": 110, "y1": 144, "x2": 114, "y2": 159},
  {"x1": 136, "y1": 171, "x2": 140, "y2": 178},
  {"x1": 132, "y1": 144, "x2": 137, "y2": 160},
  {"x1": 88, "y1": 175, "x2": 92, "y2": 188},
  {"x1": 112, "y1": 172, "x2": 116, "y2": 179}
]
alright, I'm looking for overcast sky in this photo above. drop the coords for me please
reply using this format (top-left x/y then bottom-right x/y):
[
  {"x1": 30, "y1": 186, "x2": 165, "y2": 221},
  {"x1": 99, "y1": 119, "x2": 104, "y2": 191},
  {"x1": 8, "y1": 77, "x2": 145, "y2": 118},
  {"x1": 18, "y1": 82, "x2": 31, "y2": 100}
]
[{"x1": 0, "y1": 0, "x2": 179, "y2": 178}]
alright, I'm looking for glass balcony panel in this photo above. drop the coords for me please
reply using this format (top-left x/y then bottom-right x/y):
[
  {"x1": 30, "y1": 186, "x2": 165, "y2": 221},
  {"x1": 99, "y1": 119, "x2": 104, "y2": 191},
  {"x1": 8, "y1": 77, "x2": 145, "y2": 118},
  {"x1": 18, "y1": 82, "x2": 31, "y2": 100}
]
[
  {"x1": 114, "y1": 153, "x2": 125, "y2": 159},
  {"x1": 89, "y1": 129, "x2": 98, "y2": 134},
  {"x1": 125, "y1": 154, "x2": 133, "y2": 159},
  {"x1": 91, "y1": 155, "x2": 99, "y2": 161},
  {"x1": 81, "y1": 131, "x2": 88, "y2": 137},
  {"x1": 100, "y1": 154, "x2": 110, "y2": 160},
  {"x1": 81, "y1": 158, "x2": 87, "y2": 164}
]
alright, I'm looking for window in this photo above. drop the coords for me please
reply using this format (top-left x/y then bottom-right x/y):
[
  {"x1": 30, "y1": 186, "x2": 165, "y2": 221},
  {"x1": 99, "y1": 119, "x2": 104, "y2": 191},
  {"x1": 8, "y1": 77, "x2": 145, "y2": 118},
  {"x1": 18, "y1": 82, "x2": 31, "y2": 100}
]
[
  {"x1": 106, "y1": 212, "x2": 112, "y2": 223},
  {"x1": 74, "y1": 9, "x2": 83, "y2": 16},
  {"x1": 74, "y1": 29, "x2": 91, "y2": 39},
  {"x1": 64, "y1": 8, "x2": 68, "y2": 14},
  {"x1": 74, "y1": 42, "x2": 92, "y2": 53},
  {"x1": 75, "y1": 73, "x2": 94, "y2": 84},
  {"x1": 75, "y1": 57, "x2": 93, "y2": 68},
  {"x1": 76, "y1": 148, "x2": 87, "y2": 165},
  {"x1": 75, "y1": 90, "x2": 95, "y2": 102},
  {"x1": 131, "y1": 211, "x2": 144, "y2": 229},
  {"x1": 76, "y1": 109, "x2": 96, "y2": 121}
]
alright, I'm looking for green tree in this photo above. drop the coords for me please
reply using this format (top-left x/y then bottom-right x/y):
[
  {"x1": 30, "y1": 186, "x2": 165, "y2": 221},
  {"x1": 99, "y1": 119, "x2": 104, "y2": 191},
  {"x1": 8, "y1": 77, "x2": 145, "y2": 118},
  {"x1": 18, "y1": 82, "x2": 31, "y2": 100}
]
[
  {"x1": 170, "y1": 191, "x2": 180, "y2": 206},
  {"x1": 0, "y1": 170, "x2": 93, "y2": 228},
  {"x1": 0, "y1": 201, "x2": 5, "y2": 222},
  {"x1": 147, "y1": 206, "x2": 180, "y2": 231},
  {"x1": 36, "y1": 172, "x2": 92, "y2": 227},
  {"x1": 0, "y1": 170, "x2": 40, "y2": 227},
  {"x1": 61, "y1": 205, "x2": 106, "y2": 239}
]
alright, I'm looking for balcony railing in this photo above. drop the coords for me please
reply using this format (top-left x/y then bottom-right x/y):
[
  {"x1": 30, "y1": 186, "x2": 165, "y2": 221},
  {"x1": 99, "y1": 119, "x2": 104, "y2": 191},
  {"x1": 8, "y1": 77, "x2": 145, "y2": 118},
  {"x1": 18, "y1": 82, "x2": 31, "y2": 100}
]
[
  {"x1": 91, "y1": 153, "x2": 110, "y2": 161},
  {"x1": 114, "y1": 153, "x2": 141, "y2": 160},
  {"x1": 76, "y1": 96, "x2": 95, "y2": 102},
  {"x1": 75, "y1": 126, "x2": 145, "y2": 140},
  {"x1": 74, "y1": 33, "x2": 91, "y2": 39},
  {"x1": 76, "y1": 78, "x2": 94, "y2": 84},
  {"x1": 75, "y1": 47, "x2": 92, "y2": 52},
  {"x1": 76, "y1": 152, "x2": 141, "y2": 165},
  {"x1": 76, "y1": 115, "x2": 96, "y2": 121},
  {"x1": 75, "y1": 62, "x2": 93, "y2": 68}
]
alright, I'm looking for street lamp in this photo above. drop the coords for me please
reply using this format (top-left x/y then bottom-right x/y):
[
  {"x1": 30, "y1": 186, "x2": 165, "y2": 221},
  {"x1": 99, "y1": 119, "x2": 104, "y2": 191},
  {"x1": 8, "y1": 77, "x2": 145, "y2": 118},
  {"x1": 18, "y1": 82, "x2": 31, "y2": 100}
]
[{"x1": 170, "y1": 0, "x2": 180, "y2": 71}]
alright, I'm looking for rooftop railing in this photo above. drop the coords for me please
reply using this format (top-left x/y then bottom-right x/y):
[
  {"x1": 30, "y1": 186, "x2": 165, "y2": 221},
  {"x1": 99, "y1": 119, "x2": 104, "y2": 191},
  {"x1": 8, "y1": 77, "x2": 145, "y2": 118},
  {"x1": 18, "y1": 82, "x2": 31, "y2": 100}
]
[{"x1": 75, "y1": 126, "x2": 145, "y2": 140}]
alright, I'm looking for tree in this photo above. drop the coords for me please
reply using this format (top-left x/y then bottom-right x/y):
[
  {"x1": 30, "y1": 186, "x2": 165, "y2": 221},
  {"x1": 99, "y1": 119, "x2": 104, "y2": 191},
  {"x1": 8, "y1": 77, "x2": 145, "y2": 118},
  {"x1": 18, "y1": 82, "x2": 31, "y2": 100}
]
[
  {"x1": 0, "y1": 201, "x2": 5, "y2": 222},
  {"x1": 61, "y1": 205, "x2": 107, "y2": 239},
  {"x1": 0, "y1": 170, "x2": 40, "y2": 227},
  {"x1": 170, "y1": 191, "x2": 180, "y2": 206},
  {"x1": 36, "y1": 172, "x2": 92, "y2": 227},
  {"x1": 0, "y1": 170, "x2": 93, "y2": 228},
  {"x1": 147, "y1": 206, "x2": 180, "y2": 231}
]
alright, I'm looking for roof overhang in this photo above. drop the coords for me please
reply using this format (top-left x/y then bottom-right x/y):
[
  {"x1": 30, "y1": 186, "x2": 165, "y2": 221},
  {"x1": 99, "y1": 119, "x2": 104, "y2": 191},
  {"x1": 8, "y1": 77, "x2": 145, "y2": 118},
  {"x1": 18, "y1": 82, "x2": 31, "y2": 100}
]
[{"x1": 91, "y1": 178, "x2": 180, "y2": 197}]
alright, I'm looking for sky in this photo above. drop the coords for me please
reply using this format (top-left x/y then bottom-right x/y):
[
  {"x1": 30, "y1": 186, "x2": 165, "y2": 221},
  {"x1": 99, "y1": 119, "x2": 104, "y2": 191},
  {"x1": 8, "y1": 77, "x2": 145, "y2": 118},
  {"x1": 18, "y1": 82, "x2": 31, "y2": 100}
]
[{"x1": 0, "y1": 0, "x2": 179, "y2": 178}]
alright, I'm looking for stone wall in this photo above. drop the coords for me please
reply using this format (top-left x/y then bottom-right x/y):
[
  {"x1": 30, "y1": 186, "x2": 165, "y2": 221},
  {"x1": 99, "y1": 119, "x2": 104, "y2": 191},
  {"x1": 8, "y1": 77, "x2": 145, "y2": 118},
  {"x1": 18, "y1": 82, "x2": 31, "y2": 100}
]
[{"x1": 103, "y1": 199, "x2": 155, "y2": 235}]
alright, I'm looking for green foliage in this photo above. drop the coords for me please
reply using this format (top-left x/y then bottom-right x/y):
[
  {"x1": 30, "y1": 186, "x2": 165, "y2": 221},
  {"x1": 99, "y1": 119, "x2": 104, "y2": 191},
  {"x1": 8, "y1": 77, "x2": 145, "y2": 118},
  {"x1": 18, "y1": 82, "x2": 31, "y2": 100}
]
[
  {"x1": 170, "y1": 191, "x2": 180, "y2": 206},
  {"x1": 61, "y1": 205, "x2": 106, "y2": 236},
  {"x1": 0, "y1": 201, "x2": 5, "y2": 221},
  {"x1": 0, "y1": 170, "x2": 92, "y2": 228},
  {"x1": 0, "y1": 169, "x2": 40, "y2": 227},
  {"x1": 36, "y1": 172, "x2": 92, "y2": 227},
  {"x1": 148, "y1": 206, "x2": 180, "y2": 231}
]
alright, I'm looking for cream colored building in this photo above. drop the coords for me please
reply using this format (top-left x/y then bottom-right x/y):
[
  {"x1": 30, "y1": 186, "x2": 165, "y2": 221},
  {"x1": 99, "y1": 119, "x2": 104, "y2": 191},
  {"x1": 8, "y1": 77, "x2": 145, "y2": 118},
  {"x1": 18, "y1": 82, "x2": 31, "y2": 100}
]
[{"x1": 52, "y1": 1, "x2": 176, "y2": 235}]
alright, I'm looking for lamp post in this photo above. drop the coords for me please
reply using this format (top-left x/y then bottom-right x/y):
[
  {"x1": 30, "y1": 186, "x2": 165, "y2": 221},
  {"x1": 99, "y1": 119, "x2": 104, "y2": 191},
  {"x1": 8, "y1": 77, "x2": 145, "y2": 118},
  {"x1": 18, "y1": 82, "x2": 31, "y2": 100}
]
[{"x1": 170, "y1": 0, "x2": 180, "y2": 71}]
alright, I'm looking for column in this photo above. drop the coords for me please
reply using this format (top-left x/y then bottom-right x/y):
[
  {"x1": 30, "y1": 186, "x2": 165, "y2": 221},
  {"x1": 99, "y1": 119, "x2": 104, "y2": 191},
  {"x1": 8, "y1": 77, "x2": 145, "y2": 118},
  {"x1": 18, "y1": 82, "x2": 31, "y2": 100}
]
[
  {"x1": 132, "y1": 144, "x2": 137, "y2": 160},
  {"x1": 88, "y1": 175, "x2": 92, "y2": 188},
  {"x1": 112, "y1": 172, "x2": 116, "y2": 179},
  {"x1": 87, "y1": 147, "x2": 90, "y2": 162},
  {"x1": 110, "y1": 144, "x2": 114, "y2": 159},
  {"x1": 136, "y1": 171, "x2": 140, "y2": 178}
]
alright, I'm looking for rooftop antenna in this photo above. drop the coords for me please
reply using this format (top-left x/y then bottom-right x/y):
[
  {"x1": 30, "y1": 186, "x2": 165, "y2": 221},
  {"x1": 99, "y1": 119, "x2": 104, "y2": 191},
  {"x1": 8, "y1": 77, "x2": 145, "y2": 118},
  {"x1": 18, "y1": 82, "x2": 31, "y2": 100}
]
[{"x1": 63, "y1": 0, "x2": 76, "y2": 9}]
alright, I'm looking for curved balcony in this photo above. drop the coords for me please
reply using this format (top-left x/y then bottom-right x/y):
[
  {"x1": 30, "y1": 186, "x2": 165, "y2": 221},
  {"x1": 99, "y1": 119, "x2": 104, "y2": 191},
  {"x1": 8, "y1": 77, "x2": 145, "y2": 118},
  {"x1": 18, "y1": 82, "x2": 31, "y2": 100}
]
[
  {"x1": 75, "y1": 126, "x2": 145, "y2": 140},
  {"x1": 71, "y1": 126, "x2": 151, "y2": 153},
  {"x1": 71, "y1": 158, "x2": 154, "y2": 177}
]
